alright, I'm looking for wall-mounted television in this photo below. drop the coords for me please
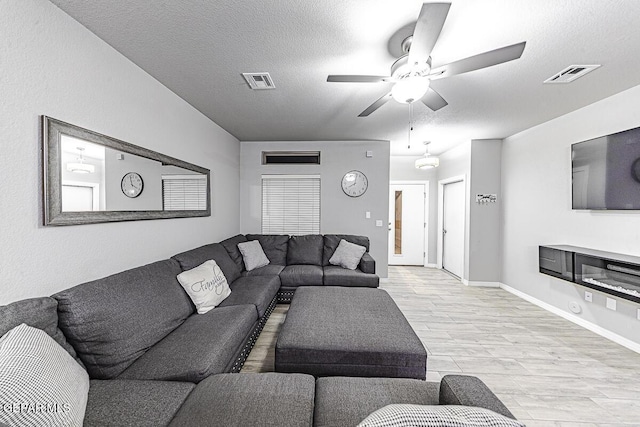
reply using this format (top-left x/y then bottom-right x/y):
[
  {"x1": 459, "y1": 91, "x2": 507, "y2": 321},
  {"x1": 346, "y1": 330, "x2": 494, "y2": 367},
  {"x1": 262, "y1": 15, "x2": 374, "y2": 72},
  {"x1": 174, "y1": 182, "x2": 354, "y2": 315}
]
[{"x1": 572, "y1": 125, "x2": 640, "y2": 210}]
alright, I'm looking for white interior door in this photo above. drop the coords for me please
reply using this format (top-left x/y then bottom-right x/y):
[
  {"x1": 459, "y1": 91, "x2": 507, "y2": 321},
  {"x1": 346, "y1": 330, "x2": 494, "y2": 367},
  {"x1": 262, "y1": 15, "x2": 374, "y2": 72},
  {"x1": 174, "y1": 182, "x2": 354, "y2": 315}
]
[
  {"x1": 388, "y1": 183, "x2": 426, "y2": 265},
  {"x1": 442, "y1": 180, "x2": 465, "y2": 277},
  {"x1": 61, "y1": 185, "x2": 94, "y2": 212}
]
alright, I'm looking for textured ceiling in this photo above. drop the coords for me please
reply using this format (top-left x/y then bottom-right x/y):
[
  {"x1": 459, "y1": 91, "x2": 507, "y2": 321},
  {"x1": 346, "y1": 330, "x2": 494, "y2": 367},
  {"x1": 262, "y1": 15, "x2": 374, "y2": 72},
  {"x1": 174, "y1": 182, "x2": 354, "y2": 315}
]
[{"x1": 49, "y1": 0, "x2": 640, "y2": 155}]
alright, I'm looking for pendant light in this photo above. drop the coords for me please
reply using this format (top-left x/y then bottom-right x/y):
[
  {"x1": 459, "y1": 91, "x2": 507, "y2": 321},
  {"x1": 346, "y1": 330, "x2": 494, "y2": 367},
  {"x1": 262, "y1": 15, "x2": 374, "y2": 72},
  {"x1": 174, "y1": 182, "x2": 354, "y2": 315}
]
[
  {"x1": 415, "y1": 141, "x2": 439, "y2": 169},
  {"x1": 67, "y1": 147, "x2": 95, "y2": 174}
]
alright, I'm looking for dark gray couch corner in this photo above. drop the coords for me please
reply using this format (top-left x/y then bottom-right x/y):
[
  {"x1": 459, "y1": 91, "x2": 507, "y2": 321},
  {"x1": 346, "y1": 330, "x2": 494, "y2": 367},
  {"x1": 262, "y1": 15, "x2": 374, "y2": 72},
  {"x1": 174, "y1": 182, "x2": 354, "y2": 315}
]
[
  {"x1": 169, "y1": 373, "x2": 316, "y2": 427},
  {"x1": 439, "y1": 374, "x2": 516, "y2": 419},
  {"x1": 52, "y1": 259, "x2": 194, "y2": 379}
]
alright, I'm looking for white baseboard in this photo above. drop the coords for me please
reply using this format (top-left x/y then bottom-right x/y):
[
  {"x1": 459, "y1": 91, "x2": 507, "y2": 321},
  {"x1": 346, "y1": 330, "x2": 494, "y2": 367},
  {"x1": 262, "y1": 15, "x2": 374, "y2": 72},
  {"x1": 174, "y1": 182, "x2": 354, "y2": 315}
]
[
  {"x1": 500, "y1": 282, "x2": 640, "y2": 354},
  {"x1": 426, "y1": 263, "x2": 438, "y2": 268},
  {"x1": 462, "y1": 279, "x2": 500, "y2": 287}
]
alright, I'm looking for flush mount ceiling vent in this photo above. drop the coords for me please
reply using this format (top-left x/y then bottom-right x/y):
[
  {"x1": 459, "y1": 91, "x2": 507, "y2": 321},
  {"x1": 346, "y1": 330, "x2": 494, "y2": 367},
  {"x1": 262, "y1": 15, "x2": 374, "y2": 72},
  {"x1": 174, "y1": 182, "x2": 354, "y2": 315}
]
[
  {"x1": 544, "y1": 65, "x2": 600, "y2": 84},
  {"x1": 242, "y1": 72, "x2": 276, "y2": 90}
]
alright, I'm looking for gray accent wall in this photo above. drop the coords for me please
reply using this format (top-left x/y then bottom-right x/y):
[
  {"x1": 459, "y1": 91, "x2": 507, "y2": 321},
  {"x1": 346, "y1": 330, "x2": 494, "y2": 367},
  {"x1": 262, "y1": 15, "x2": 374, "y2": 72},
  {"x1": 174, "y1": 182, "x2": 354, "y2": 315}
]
[
  {"x1": 0, "y1": 0, "x2": 240, "y2": 304},
  {"x1": 240, "y1": 141, "x2": 390, "y2": 278},
  {"x1": 502, "y1": 83, "x2": 640, "y2": 347},
  {"x1": 469, "y1": 140, "x2": 502, "y2": 283}
]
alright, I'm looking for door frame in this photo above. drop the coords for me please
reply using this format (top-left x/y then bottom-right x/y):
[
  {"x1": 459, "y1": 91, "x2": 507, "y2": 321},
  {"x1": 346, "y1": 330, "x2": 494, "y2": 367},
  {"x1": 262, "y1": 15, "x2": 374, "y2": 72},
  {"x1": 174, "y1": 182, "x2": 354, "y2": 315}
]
[
  {"x1": 389, "y1": 180, "x2": 429, "y2": 267},
  {"x1": 437, "y1": 175, "x2": 466, "y2": 275}
]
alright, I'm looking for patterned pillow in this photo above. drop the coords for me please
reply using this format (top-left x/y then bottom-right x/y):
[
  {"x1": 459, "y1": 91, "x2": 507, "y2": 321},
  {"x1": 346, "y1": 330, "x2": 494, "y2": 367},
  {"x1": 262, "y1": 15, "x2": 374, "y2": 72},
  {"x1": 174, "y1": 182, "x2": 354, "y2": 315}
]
[
  {"x1": 357, "y1": 404, "x2": 525, "y2": 427},
  {"x1": 329, "y1": 239, "x2": 367, "y2": 270},
  {"x1": 0, "y1": 324, "x2": 90, "y2": 427},
  {"x1": 177, "y1": 260, "x2": 232, "y2": 314},
  {"x1": 237, "y1": 240, "x2": 270, "y2": 271}
]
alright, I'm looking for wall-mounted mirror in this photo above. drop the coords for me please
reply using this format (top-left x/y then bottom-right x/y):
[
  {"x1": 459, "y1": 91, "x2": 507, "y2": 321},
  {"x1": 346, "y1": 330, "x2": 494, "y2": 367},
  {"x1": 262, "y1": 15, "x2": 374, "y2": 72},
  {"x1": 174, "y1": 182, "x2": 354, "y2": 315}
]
[{"x1": 42, "y1": 116, "x2": 210, "y2": 226}]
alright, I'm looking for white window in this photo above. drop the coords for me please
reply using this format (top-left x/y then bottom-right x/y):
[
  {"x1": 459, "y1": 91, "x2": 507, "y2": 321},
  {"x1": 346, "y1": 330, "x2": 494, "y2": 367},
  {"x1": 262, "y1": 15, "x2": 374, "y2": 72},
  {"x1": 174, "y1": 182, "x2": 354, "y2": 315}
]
[
  {"x1": 261, "y1": 175, "x2": 320, "y2": 235},
  {"x1": 162, "y1": 174, "x2": 207, "y2": 211}
]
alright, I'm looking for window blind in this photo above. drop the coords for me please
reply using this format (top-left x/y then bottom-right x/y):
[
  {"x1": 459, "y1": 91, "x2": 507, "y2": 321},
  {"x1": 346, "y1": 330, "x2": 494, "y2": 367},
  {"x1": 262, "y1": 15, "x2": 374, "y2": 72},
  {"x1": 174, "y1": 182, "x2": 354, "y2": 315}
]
[
  {"x1": 261, "y1": 175, "x2": 320, "y2": 235},
  {"x1": 162, "y1": 175, "x2": 207, "y2": 211}
]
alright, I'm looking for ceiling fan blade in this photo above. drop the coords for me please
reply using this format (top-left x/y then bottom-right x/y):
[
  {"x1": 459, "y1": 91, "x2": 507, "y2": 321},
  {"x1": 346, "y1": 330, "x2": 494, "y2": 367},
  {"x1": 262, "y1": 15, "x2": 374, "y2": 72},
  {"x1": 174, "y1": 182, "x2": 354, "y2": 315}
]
[
  {"x1": 429, "y1": 41, "x2": 526, "y2": 80},
  {"x1": 408, "y1": 3, "x2": 451, "y2": 66},
  {"x1": 358, "y1": 92, "x2": 393, "y2": 117},
  {"x1": 422, "y1": 87, "x2": 448, "y2": 111},
  {"x1": 327, "y1": 75, "x2": 392, "y2": 83}
]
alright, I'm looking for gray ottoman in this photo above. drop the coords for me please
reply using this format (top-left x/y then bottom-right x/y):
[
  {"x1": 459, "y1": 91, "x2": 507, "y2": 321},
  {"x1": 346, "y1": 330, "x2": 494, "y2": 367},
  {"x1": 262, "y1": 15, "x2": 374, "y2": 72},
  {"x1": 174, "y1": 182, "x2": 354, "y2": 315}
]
[{"x1": 275, "y1": 287, "x2": 427, "y2": 379}]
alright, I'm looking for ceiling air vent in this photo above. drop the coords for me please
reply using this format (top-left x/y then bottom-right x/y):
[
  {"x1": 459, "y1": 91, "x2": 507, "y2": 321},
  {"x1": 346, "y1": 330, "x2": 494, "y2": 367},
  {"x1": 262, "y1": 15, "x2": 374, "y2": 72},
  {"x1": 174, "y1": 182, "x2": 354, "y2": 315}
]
[
  {"x1": 242, "y1": 72, "x2": 276, "y2": 90},
  {"x1": 544, "y1": 65, "x2": 600, "y2": 84},
  {"x1": 262, "y1": 151, "x2": 321, "y2": 165}
]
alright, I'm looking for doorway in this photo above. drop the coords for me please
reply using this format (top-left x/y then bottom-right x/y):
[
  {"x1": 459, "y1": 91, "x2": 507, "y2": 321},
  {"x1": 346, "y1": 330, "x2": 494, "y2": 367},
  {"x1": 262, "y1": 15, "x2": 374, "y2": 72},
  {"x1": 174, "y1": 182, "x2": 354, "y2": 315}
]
[
  {"x1": 439, "y1": 178, "x2": 465, "y2": 278},
  {"x1": 388, "y1": 182, "x2": 427, "y2": 266}
]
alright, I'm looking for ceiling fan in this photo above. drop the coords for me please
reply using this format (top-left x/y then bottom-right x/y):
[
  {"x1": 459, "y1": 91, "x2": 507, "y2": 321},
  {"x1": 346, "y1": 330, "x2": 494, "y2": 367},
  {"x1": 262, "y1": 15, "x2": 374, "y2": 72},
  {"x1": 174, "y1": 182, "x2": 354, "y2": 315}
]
[{"x1": 327, "y1": 2, "x2": 526, "y2": 117}]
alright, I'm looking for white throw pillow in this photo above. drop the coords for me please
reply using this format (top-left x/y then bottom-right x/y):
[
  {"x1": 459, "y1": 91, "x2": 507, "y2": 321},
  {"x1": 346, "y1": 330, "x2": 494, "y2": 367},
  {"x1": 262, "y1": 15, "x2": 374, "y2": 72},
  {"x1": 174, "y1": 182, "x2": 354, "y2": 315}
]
[
  {"x1": 177, "y1": 260, "x2": 232, "y2": 314},
  {"x1": 329, "y1": 239, "x2": 367, "y2": 270},
  {"x1": 357, "y1": 404, "x2": 525, "y2": 427},
  {"x1": 237, "y1": 240, "x2": 270, "y2": 271},
  {"x1": 0, "y1": 323, "x2": 90, "y2": 427}
]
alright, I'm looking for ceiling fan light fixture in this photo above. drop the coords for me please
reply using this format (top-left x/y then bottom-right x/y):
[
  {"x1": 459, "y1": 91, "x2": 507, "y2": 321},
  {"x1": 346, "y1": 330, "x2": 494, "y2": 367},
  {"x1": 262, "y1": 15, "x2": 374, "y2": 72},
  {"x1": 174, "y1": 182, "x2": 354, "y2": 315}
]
[
  {"x1": 391, "y1": 76, "x2": 430, "y2": 104},
  {"x1": 66, "y1": 147, "x2": 95, "y2": 174}
]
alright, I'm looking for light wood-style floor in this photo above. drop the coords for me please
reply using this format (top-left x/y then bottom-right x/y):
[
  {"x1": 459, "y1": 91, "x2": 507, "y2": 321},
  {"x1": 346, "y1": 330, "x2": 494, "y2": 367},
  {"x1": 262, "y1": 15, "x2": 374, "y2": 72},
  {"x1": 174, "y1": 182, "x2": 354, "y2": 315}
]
[{"x1": 242, "y1": 266, "x2": 640, "y2": 426}]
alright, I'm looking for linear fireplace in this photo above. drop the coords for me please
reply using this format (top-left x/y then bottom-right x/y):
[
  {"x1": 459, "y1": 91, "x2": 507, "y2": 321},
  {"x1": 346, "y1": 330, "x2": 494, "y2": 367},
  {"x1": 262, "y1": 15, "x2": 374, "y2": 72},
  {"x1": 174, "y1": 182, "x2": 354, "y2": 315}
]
[{"x1": 539, "y1": 245, "x2": 640, "y2": 304}]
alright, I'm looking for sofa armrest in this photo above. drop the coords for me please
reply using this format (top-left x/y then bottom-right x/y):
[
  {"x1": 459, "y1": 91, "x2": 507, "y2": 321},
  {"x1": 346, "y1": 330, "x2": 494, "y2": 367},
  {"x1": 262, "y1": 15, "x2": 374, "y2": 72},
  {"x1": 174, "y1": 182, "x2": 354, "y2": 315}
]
[
  {"x1": 359, "y1": 253, "x2": 376, "y2": 274},
  {"x1": 439, "y1": 375, "x2": 515, "y2": 419}
]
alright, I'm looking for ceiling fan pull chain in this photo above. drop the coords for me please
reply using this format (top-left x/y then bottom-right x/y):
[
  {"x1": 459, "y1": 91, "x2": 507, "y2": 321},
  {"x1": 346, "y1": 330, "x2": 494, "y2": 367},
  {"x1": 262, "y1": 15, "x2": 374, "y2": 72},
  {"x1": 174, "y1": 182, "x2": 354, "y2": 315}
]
[{"x1": 408, "y1": 103, "x2": 414, "y2": 149}]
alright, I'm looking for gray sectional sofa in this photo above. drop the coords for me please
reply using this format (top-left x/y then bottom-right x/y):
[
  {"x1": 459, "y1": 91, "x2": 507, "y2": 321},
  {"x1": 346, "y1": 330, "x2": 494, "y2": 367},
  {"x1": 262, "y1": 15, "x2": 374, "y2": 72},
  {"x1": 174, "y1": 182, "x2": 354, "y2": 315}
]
[{"x1": 0, "y1": 233, "x2": 517, "y2": 426}]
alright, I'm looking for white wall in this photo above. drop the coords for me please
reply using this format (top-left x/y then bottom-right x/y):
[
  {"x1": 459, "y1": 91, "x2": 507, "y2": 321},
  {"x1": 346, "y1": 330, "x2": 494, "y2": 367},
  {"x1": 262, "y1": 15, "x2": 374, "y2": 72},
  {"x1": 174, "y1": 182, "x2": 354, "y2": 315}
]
[
  {"x1": 240, "y1": 141, "x2": 390, "y2": 277},
  {"x1": 0, "y1": 0, "x2": 240, "y2": 304},
  {"x1": 502, "y1": 83, "x2": 640, "y2": 346},
  {"x1": 389, "y1": 156, "x2": 438, "y2": 265}
]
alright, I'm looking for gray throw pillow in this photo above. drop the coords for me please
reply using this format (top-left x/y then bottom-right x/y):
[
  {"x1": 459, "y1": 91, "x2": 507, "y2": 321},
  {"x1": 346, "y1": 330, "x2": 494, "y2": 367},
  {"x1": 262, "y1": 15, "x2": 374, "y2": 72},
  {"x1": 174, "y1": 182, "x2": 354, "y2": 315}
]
[
  {"x1": 329, "y1": 239, "x2": 367, "y2": 270},
  {"x1": 237, "y1": 240, "x2": 270, "y2": 271},
  {"x1": 357, "y1": 404, "x2": 525, "y2": 427},
  {"x1": 0, "y1": 324, "x2": 90, "y2": 427}
]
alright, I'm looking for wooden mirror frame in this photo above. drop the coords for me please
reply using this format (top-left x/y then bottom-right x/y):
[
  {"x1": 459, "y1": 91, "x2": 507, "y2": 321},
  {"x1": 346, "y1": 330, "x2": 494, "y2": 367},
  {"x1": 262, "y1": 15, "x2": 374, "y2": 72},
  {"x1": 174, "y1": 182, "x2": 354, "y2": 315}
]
[{"x1": 42, "y1": 116, "x2": 211, "y2": 226}]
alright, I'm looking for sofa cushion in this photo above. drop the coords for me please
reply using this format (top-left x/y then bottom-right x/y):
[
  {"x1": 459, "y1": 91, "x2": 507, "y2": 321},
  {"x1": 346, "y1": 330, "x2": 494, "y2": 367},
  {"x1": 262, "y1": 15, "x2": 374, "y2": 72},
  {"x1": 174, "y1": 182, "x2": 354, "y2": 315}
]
[
  {"x1": 287, "y1": 235, "x2": 324, "y2": 265},
  {"x1": 0, "y1": 296, "x2": 82, "y2": 366},
  {"x1": 238, "y1": 240, "x2": 270, "y2": 271},
  {"x1": 323, "y1": 266, "x2": 380, "y2": 288},
  {"x1": 356, "y1": 404, "x2": 524, "y2": 427},
  {"x1": 169, "y1": 373, "x2": 315, "y2": 427},
  {"x1": 246, "y1": 234, "x2": 289, "y2": 265},
  {"x1": 84, "y1": 379, "x2": 194, "y2": 427},
  {"x1": 323, "y1": 235, "x2": 370, "y2": 266},
  {"x1": 220, "y1": 234, "x2": 248, "y2": 271},
  {"x1": 172, "y1": 243, "x2": 241, "y2": 283},
  {"x1": 53, "y1": 259, "x2": 193, "y2": 379},
  {"x1": 280, "y1": 265, "x2": 324, "y2": 287},
  {"x1": 314, "y1": 377, "x2": 439, "y2": 427},
  {"x1": 242, "y1": 264, "x2": 285, "y2": 277},
  {"x1": 329, "y1": 239, "x2": 367, "y2": 270},
  {"x1": 218, "y1": 276, "x2": 280, "y2": 317},
  {"x1": 117, "y1": 305, "x2": 257, "y2": 383},
  {"x1": 177, "y1": 260, "x2": 231, "y2": 314},
  {"x1": 0, "y1": 324, "x2": 90, "y2": 427}
]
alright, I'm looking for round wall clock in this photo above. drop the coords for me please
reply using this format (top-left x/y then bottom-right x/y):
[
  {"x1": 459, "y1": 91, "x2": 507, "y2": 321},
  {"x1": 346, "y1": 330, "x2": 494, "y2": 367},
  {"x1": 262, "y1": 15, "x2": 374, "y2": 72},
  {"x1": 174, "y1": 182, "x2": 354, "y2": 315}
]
[
  {"x1": 341, "y1": 170, "x2": 368, "y2": 197},
  {"x1": 121, "y1": 172, "x2": 144, "y2": 198}
]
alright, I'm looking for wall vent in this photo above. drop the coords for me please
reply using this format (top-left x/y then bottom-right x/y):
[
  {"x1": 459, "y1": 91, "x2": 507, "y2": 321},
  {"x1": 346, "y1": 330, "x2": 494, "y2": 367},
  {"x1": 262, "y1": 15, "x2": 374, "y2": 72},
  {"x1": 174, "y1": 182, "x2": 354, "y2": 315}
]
[
  {"x1": 262, "y1": 151, "x2": 321, "y2": 165},
  {"x1": 242, "y1": 72, "x2": 276, "y2": 90},
  {"x1": 544, "y1": 65, "x2": 600, "y2": 84}
]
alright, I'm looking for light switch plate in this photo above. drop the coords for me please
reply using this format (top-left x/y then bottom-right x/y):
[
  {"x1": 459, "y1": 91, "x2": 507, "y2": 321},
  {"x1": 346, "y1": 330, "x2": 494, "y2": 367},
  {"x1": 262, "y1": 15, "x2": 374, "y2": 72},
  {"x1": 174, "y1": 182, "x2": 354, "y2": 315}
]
[
  {"x1": 366, "y1": 211, "x2": 371, "y2": 219},
  {"x1": 366, "y1": 150, "x2": 373, "y2": 158},
  {"x1": 375, "y1": 220, "x2": 383, "y2": 227},
  {"x1": 637, "y1": 308, "x2": 640, "y2": 321},
  {"x1": 606, "y1": 297, "x2": 617, "y2": 311},
  {"x1": 584, "y1": 291, "x2": 592, "y2": 302}
]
